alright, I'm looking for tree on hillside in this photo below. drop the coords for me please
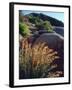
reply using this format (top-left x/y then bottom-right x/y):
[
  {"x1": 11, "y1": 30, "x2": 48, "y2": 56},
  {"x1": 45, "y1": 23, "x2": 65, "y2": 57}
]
[
  {"x1": 19, "y1": 11, "x2": 24, "y2": 22},
  {"x1": 29, "y1": 16, "x2": 42, "y2": 24}
]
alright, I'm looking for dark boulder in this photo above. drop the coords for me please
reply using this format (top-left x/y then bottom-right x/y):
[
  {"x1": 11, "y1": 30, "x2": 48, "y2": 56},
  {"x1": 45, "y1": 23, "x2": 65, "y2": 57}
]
[{"x1": 33, "y1": 33, "x2": 64, "y2": 72}]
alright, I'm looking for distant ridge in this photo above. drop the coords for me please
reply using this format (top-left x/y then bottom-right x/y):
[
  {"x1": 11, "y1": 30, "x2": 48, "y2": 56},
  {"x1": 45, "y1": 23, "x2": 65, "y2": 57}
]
[{"x1": 26, "y1": 13, "x2": 64, "y2": 27}]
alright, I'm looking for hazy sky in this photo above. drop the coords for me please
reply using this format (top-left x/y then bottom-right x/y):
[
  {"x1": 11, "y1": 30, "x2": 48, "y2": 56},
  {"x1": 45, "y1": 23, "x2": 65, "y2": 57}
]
[{"x1": 20, "y1": 10, "x2": 64, "y2": 23}]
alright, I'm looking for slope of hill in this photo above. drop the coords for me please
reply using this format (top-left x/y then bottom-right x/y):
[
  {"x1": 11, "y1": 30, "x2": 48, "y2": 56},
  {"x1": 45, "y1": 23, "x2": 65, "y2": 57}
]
[{"x1": 27, "y1": 13, "x2": 64, "y2": 27}]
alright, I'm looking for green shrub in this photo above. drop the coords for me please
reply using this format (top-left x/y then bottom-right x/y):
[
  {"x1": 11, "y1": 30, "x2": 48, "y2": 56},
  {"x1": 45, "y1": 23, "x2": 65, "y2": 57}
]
[
  {"x1": 43, "y1": 21, "x2": 53, "y2": 32},
  {"x1": 19, "y1": 23, "x2": 30, "y2": 37},
  {"x1": 36, "y1": 20, "x2": 53, "y2": 32}
]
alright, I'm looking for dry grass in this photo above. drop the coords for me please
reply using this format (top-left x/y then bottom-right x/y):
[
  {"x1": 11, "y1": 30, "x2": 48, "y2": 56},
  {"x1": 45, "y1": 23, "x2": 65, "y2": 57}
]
[{"x1": 19, "y1": 38, "x2": 60, "y2": 79}]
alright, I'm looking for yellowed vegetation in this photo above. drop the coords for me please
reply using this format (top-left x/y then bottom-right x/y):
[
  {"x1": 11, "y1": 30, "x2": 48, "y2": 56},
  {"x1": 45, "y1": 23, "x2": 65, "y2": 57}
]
[{"x1": 19, "y1": 38, "x2": 60, "y2": 78}]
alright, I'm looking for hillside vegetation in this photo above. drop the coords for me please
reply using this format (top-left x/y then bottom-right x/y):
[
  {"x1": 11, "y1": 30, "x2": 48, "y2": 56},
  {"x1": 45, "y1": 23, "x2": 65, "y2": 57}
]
[{"x1": 28, "y1": 13, "x2": 64, "y2": 27}]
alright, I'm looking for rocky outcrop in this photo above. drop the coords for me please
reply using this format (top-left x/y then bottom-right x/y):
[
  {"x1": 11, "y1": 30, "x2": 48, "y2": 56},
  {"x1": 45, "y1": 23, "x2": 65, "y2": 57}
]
[{"x1": 53, "y1": 26, "x2": 64, "y2": 36}]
